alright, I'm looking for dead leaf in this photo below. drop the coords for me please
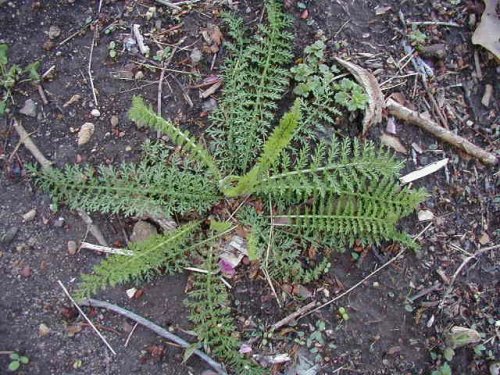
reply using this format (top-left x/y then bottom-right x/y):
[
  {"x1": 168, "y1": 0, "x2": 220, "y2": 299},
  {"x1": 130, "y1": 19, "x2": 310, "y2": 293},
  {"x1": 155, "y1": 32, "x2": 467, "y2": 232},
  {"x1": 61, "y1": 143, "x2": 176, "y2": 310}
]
[
  {"x1": 380, "y1": 133, "x2": 407, "y2": 154},
  {"x1": 200, "y1": 80, "x2": 222, "y2": 98},
  {"x1": 479, "y1": 232, "x2": 490, "y2": 245},
  {"x1": 472, "y1": 0, "x2": 500, "y2": 59},
  {"x1": 445, "y1": 326, "x2": 481, "y2": 349},
  {"x1": 39, "y1": 323, "x2": 50, "y2": 337},
  {"x1": 202, "y1": 24, "x2": 223, "y2": 54},
  {"x1": 334, "y1": 57, "x2": 384, "y2": 134},
  {"x1": 63, "y1": 94, "x2": 81, "y2": 108},
  {"x1": 66, "y1": 323, "x2": 83, "y2": 337}
]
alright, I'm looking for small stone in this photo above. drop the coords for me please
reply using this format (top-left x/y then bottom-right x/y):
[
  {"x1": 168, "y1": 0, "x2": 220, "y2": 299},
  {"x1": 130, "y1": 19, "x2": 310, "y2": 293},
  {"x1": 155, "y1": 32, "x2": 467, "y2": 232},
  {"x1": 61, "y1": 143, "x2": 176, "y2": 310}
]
[
  {"x1": 490, "y1": 362, "x2": 500, "y2": 375},
  {"x1": 468, "y1": 13, "x2": 476, "y2": 29},
  {"x1": 48, "y1": 25, "x2": 61, "y2": 40},
  {"x1": 202, "y1": 98, "x2": 217, "y2": 113},
  {"x1": 39, "y1": 323, "x2": 50, "y2": 336},
  {"x1": 130, "y1": 221, "x2": 157, "y2": 243},
  {"x1": 125, "y1": 146, "x2": 132, "y2": 152},
  {"x1": 481, "y1": 84, "x2": 493, "y2": 108},
  {"x1": 110, "y1": 115, "x2": 119, "y2": 127},
  {"x1": 190, "y1": 47, "x2": 202, "y2": 65},
  {"x1": 126, "y1": 287, "x2": 137, "y2": 299},
  {"x1": 90, "y1": 109, "x2": 101, "y2": 117},
  {"x1": 1, "y1": 227, "x2": 18, "y2": 244},
  {"x1": 134, "y1": 71, "x2": 144, "y2": 80},
  {"x1": 19, "y1": 266, "x2": 32, "y2": 278},
  {"x1": 418, "y1": 209, "x2": 434, "y2": 222},
  {"x1": 53, "y1": 217, "x2": 65, "y2": 228},
  {"x1": 67, "y1": 241, "x2": 77, "y2": 255},
  {"x1": 20, "y1": 99, "x2": 37, "y2": 117},
  {"x1": 22, "y1": 209, "x2": 37, "y2": 222}
]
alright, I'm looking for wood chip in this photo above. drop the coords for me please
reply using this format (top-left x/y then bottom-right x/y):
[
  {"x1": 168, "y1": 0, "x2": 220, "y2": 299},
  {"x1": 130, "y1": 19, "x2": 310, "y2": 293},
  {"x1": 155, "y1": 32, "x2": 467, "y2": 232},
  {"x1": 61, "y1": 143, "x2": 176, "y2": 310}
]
[{"x1": 400, "y1": 158, "x2": 449, "y2": 184}]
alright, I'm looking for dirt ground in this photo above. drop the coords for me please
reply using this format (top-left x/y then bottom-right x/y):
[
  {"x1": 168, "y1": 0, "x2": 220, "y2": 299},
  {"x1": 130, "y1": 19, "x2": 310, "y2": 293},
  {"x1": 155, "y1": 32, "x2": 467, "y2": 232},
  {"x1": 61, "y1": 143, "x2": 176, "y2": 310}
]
[{"x1": 0, "y1": 0, "x2": 498, "y2": 374}]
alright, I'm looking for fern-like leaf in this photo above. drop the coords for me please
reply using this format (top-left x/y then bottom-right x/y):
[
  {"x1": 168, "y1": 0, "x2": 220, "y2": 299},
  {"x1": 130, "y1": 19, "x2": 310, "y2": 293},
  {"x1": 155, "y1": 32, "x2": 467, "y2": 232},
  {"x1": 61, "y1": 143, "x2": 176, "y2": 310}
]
[
  {"x1": 129, "y1": 96, "x2": 221, "y2": 178},
  {"x1": 255, "y1": 137, "x2": 405, "y2": 203},
  {"x1": 222, "y1": 100, "x2": 301, "y2": 197},
  {"x1": 186, "y1": 248, "x2": 263, "y2": 374},
  {"x1": 273, "y1": 184, "x2": 427, "y2": 249},
  {"x1": 28, "y1": 160, "x2": 219, "y2": 218},
  {"x1": 208, "y1": 0, "x2": 293, "y2": 173},
  {"x1": 76, "y1": 222, "x2": 200, "y2": 299}
]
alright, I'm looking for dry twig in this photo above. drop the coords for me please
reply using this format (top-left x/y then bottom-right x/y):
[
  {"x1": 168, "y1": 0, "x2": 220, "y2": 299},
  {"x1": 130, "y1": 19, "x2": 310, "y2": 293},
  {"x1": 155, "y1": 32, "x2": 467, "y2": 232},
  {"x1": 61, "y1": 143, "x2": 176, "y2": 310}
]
[
  {"x1": 77, "y1": 210, "x2": 109, "y2": 247},
  {"x1": 439, "y1": 244, "x2": 499, "y2": 309},
  {"x1": 386, "y1": 98, "x2": 497, "y2": 166},
  {"x1": 58, "y1": 280, "x2": 117, "y2": 355},
  {"x1": 80, "y1": 298, "x2": 227, "y2": 374},
  {"x1": 12, "y1": 120, "x2": 52, "y2": 170},
  {"x1": 80, "y1": 241, "x2": 133, "y2": 256}
]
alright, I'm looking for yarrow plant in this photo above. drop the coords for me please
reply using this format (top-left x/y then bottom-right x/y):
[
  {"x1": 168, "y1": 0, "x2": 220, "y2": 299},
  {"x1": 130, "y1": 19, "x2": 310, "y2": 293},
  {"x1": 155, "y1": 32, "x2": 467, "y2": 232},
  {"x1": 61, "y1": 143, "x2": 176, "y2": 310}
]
[{"x1": 29, "y1": 1, "x2": 427, "y2": 373}]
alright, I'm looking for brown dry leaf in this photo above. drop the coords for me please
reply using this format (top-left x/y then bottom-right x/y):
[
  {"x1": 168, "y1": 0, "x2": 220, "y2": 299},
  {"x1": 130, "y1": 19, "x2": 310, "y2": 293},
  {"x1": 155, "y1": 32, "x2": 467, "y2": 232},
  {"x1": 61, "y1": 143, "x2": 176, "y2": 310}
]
[
  {"x1": 380, "y1": 133, "x2": 407, "y2": 154},
  {"x1": 66, "y1": 323, "x2": 83, "y2": 337},
  {"x1": 202, "y1": 24, "x2": 223, "y2": 54},
  {"x1": 208, "y1": 25, "x2": 223, "y2": 46},
  {"x1": 334, "y1": 57, "x2": 384, "y2": 134},
  {"x1": 478, "y1": 232, "x2": 490, "y2": 245},
  {"x1": 472, "y1": 0, "x2": 500, "y2": 59}
]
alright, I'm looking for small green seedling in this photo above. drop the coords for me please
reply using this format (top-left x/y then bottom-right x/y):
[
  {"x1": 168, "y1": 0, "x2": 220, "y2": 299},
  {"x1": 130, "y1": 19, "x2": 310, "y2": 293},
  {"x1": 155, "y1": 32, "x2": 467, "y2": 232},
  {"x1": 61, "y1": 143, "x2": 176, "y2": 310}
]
[
  {"x1": 0, "y1": 43, "x2": 41, "y2": 116},
  {"x1": 108, "y1": 41, "x2": 117, "y2": 58},
  {"x1": 153, "y1": 47, "x2": 172, "y2": 63},
  {"x1": 431, "y1": 362, "x2": 452, "y2": 375},
  {"x1": 408, "y1": 26, "x2": 427, "y2": 46},
  {"x1": 338, "y1": 307, "x2": 350, "y2": 321},
  {"x1": 8, "y1": 353, "x2": 29, "y2": 372}
]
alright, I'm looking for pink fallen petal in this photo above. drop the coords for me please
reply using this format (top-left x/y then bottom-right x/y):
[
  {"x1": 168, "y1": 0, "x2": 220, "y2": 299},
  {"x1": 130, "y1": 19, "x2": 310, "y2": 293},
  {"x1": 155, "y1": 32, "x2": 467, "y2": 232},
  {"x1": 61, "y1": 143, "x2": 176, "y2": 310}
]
[
  {"x1": 218, "y1": 259, "x2": 236, "y2": 277},
  {"x1": 239, "y1": 343, "x2": 253, "y2": 354}
]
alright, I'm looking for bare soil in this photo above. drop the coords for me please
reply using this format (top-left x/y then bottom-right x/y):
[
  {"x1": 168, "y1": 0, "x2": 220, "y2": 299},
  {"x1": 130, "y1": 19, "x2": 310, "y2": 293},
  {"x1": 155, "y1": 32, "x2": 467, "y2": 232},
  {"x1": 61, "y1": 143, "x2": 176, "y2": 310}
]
[{"x1": 0, "y1": 1, "x2": 498, "y2": 374}]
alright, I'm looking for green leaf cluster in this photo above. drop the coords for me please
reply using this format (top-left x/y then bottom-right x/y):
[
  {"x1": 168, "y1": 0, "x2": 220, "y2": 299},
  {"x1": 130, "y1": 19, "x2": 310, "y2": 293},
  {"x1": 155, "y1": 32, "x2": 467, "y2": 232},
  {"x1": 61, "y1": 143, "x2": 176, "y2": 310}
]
[
  {"x1": 185, "y1": 248, "x2": 262, "y2": 374},
  {"x1": 208, "y1": 0, "x2": 294, "y2": 174},
  {"x1": 0, "y1": 44, "x2": 40, "y2": 116},
  {"x1": 29, "y1": 1, "x2": 427, "y2": 373}
]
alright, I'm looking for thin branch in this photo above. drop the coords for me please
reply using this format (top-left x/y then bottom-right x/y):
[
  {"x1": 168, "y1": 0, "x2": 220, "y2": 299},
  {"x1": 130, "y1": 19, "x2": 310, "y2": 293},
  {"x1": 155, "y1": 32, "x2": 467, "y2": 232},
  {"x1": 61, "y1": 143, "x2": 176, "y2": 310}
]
[
  {"x1": 80, "y1": 298, "x2": 227, "y2": 375},
  {"x1": 80, "y1": 241, "x2": 133, "y2": 256},
  {"x1": 12, "y1": 120, "x2": 52, "y2": 170},
  {"x1": 155, "y1": 0, "x2": 182, "y2": 11},
  {"x1": 263, "y1": 196, "x2": 282, "y2": 308},
  {"x1": 271, "y1": 249, "x2": 407, "y2": 329},
  {"x1": 386, "y1": 98, "x2": 497, "y2": 166},
  {"x1": 77, "y1": 210, "x2": 109, "y2": 247},
  {"x1": 439, "y1": 244, "x2": 499, "y2": 309},
  {"x1": 88, "y1": 28, "x2": 99, "y2": 107},
  {"x1": 304, "y1": 248, "x2": 407, "y2": 318},
  {"x1": 408, "y1": 21, "x2": 461, "y2": 27},
  {"x1": 57, "y1": 280, "x2": 117, "y2": 355},
  {"x1": 124, "y1": 322, "x2": 138, "y2": 347},
  {"x1": 270, "y1": 301, "x2": 318, "y2": 331}
]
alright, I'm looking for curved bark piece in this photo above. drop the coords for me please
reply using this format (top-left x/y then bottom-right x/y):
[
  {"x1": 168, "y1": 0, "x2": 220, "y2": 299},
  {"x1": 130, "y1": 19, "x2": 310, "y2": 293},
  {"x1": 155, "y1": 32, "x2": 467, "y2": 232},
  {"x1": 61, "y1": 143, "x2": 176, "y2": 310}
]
[{"x1": 334, "y1": 57, "x2": 384, "y2": 134}]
